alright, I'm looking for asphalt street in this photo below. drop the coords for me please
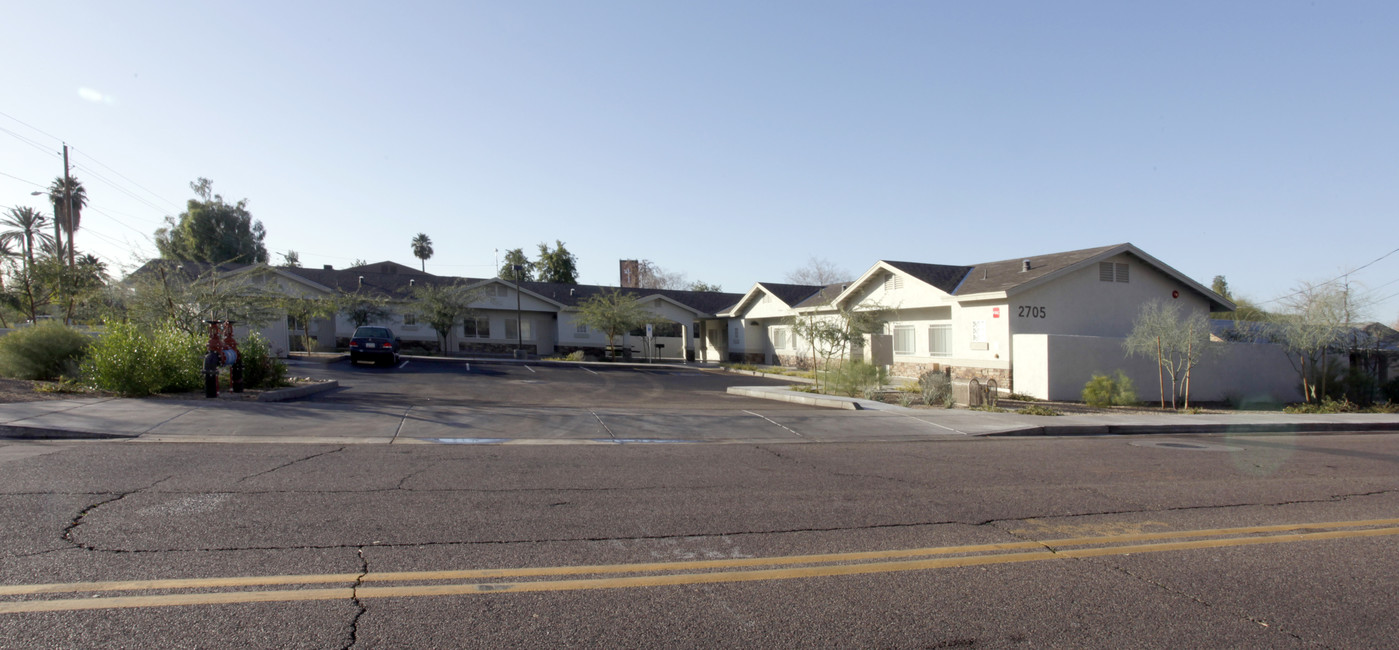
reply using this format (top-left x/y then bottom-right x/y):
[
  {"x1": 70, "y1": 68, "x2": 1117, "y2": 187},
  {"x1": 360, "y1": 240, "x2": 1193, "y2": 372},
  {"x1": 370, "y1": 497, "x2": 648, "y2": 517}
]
[{"x1": 2, "y1": 359, "x2": 1398, "y2": 647}]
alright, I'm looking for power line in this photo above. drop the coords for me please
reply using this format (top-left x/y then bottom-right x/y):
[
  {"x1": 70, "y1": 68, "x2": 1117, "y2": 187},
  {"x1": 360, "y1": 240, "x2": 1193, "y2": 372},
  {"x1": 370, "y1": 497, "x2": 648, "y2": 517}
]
[
  {"x1": 0, "y1": 125, "x2": 61, "y2": 159},
  {"x1": 71, "y1": 163, "x2": 177, "y2": 218},
  {"x1": 1259, "y1": 246, "x2": 1399, "y2": 306},
  {"x1": 0, "y1": 109, "x2": 64, "y2": 144},
  {"x1": 0, "y1": 170, "x2": 47, "y2": 188},
  {"x1": 70, "y1": 147, "x2": 183, "y2": 212}
]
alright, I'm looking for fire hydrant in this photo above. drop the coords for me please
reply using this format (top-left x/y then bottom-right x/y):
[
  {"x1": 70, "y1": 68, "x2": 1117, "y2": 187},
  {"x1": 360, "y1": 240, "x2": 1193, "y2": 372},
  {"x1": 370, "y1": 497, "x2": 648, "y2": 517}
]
[{"x1": 203, "y1": 320, "x2": 244, "y2": 397}]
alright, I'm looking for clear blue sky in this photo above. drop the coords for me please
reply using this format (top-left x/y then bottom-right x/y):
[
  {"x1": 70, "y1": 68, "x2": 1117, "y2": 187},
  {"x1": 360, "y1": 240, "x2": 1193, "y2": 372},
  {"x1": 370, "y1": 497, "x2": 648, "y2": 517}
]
[{"x1": 3, "y1": 1, "x2": 1397, "y2": 323}]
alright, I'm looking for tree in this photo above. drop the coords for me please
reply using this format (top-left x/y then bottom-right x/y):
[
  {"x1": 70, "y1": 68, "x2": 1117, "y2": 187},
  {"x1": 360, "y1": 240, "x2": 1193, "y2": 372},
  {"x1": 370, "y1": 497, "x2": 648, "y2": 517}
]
[
  {"x1": 575, "y1": 289, "x2": 652, "y2": 359},
  {"x1": 789, "y1": 303, "x2": 889, "y2": 393},
  {"x1": 498, "y1": 248, "x2": 534, "y2": 282},
  {"x1": 1, "y1": 207, "x2": 54, "y2": 273},
  {"x1": 279, "y1": 294, "x2": 337, "y2": 353},
  {"x1": 686, "y1": 280, "x2": 723, "y2": 292},
  {"x1": 123, "y1": 264, "x2": 281, "y2": 335},
  {"x1": 334, "y1": 291, "x2": 391, "y2": 328},
  {"x1": 534, "y1": 240, "x2": 578, "y2": 284},
  {"x1": 1273, "y1": 281, "x2": 1364, "y2": 403},
  {"x1": 636, "y1": 260, "x2": 686, "y2": 290},
  {"x1": 411, "y1": 233, "x2": 433, "y2": 272},
  {"x1": 786, "y1": 256, "x2": 850, "y2": 286},
  {"x1": 155, "y1": 178, "x2": 269, "y2": 264},
  {"x1": 47, "y1": 175, "x2": 87, "y2": 268},
  {"x1": 1211, "y1": 275, "x2": 1231, "y2": 300},
  {"x1": 411, "y1": 282, "x2": 481, "y2": 353},
  {"x1": 279, "y1": 250, "x2": 301, "y2": 268},
  {"x1": 1124, "y1": 300, "x2": 1214, "y2": 409}
]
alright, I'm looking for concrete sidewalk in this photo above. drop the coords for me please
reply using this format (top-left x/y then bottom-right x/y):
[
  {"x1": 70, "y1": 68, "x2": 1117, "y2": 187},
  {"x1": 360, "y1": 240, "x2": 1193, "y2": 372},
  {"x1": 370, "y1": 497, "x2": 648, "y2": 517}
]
[
  {"x1": 2, "y1": 386, "x2": 1397, "y2": 443},
  {"x1": 728, "y1": 385, "x2": 1399, "y2": 436}
]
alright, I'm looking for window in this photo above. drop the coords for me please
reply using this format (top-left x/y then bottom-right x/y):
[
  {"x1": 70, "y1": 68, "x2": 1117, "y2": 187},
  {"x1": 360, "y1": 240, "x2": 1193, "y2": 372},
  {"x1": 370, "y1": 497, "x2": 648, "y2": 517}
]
[
  {"x1": 971, "y1": 320, "x2": 987, "y2": 343},
  {"x1": 505, "y1": 318, "x2": 534, "y2": 341},
  {"x1": 928, "y1": 324, "x2": 951, "y2": 357},
  {"x1": 402, "y1": 313, "x2": 417, "y2": 326},
  {"x1": 1099, "y1": 262, "x2": 1129, "y2": 283},
  {"x1": 772, "y1": 327, "x2": 789, "y2": 350},
  {"x1": 493, "y1": 285, "x2": 509, "y2": 297},
  {"x1": 463, "y1": 317, "x2": 489, "y2": 338},
  {"x1": 574, "y1": 323, "x2": 588, "y2": 338},
  {"x1": 893, "y1": 325, "x2": 915, "y2": 355}
]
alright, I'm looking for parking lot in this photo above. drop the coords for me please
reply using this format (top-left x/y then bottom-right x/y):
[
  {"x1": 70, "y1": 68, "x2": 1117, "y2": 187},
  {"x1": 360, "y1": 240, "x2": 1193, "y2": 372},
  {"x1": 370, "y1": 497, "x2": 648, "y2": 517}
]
[{"x1": 285, "y1": 358, "x2": 970, "y2": 444}]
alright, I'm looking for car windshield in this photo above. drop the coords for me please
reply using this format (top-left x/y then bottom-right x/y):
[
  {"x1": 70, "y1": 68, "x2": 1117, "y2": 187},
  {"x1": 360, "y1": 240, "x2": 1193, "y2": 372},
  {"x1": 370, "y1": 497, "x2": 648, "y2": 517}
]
[{"x1": 354, "y1": 328, "x2": 390, "y2": 339}]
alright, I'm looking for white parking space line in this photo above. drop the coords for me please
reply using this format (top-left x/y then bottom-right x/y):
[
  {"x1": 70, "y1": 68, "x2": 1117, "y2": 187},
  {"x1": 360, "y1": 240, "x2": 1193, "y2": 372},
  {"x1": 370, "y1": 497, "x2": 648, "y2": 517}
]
[
  {"x1": 398, "y1": 360, "x2": 410, "y2": 369},
  {"x1": 580, "y1": 367, "x2": 599, "y2": 375},
  {"x1": 464, "y1": 363, "x2": 470, "y2": 371},
  {"x1": 743, "y1": 410, "x2": 805, "y2": 438},
  {"x1": 524, "y1": 365, "x2": 536, "y2": 373}
]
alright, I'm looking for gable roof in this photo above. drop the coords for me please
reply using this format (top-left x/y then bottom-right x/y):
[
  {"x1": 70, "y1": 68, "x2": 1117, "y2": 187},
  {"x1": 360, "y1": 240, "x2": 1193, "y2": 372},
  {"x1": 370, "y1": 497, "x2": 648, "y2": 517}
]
[
  {"x1": 950, "y1": 244, "x2": 1121, "y2": 295},
  {"x1": 719, "y1": 282, "x2": 829, "y2": 317},
  {"x1": 881, "y1": 261, "x2": 975, "y2": 294}
]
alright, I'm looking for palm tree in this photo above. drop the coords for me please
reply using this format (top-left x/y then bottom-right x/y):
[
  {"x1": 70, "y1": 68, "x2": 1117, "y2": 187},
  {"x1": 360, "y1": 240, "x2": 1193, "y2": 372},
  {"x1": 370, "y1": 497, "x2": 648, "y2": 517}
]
[
  {"x1": 0, "y1": 207, "x2": 54, "y2": 273},
  {"x1": 411, "y1": 233, "x2": 433, "y2": 272},
  {"x1": 47, "y1": 175, "x2": 88, "y2": 267}
]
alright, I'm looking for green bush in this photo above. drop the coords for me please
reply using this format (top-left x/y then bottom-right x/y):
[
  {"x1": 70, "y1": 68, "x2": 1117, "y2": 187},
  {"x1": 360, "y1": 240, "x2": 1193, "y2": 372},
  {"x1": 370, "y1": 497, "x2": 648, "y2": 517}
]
[
  {"x1": 1383, "y1": 378, "x2": 1399, "y2": 404},
  {"x1": 828, "y1": 360, "x2": 887, "y2": 397},
  {"x1": 918, "y1": 370, "x2": 955, "y2": 408},
  {"x1": 1341, "y1": 366, "x2": 1378, "y2": 406},
  {"x1": 0, "y1": 322, "x2": 92, "y2": 381},
  {"x1": 83, "y1": 323, "x2": 204, "y2": 396},
  {"x1": 1018, "y1": 405, "x2": 1063, "y2": 416},
  {"x1": 1082, "y1": 371, "x2": 1138, "y2": 407},
  {"x1": 238, "y1": 331, "x2": 288, "y2": 390}
]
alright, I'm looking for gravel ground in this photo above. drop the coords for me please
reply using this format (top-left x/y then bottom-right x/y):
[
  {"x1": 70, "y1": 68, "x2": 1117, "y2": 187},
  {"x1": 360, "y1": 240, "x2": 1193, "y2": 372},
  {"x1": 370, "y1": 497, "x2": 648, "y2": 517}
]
[{"x1": 0, "y1": 378, "x2": 89, "y2": 403}]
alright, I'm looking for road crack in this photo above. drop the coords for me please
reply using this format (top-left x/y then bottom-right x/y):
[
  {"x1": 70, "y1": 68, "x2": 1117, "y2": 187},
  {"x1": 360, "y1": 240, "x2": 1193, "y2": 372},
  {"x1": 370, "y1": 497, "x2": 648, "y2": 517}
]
[
  {"x1": 342, "y1": 546, "x2": 369, "y2": 650},
  {"x1": 238, "y1": 447, "x2": 346, "y2": 483},
  {"x1": 62, "y1": 475, "x2": 173, "y2": 551}
]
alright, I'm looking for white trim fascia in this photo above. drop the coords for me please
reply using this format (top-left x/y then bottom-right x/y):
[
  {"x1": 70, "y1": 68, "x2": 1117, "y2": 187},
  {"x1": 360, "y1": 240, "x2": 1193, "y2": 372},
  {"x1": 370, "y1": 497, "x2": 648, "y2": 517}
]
[
  {"x1": 951, "y1": 291, "x2": 1009, "y2": 304},
  {"x1": 827, "y1": 261, "x2": 901, "y2": 311},
  {"x1": 718, "y1": 283, "x2": 770, "y2": 318}
]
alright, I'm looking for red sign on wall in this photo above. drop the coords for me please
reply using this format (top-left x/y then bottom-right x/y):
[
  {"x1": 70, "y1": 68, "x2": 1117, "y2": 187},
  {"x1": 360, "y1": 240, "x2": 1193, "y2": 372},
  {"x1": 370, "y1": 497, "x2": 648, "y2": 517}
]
[{"x1": 993, "y1": 307, "x2": 1000, "y2": 318}]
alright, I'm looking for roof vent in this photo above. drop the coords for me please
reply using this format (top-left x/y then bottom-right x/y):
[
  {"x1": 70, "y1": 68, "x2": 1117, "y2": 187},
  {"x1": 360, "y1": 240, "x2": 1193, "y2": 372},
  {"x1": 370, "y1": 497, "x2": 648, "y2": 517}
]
[
  {"x1": 409, "y1": 279, "x2": 415, "y2": 286},
  {"x1": 323, "y1": 264, "x2": 333, "y2": 270},
  {"x1": 1022, "y1": 260, "x2": 1031, "y2": 272},
  {"x1": 358, "y1": 275, "x2": 364, "y2": 288},
  {"x1": 570, "y1": 288, "x2": 575, "y2": 296},
  {"x1": 841, "y1": 284, "x2": 848, "y2": 291}
]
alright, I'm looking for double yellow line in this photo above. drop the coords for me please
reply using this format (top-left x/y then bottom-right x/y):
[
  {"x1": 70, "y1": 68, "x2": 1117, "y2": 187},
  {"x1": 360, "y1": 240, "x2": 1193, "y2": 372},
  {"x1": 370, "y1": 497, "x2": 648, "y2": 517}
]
[{"x1": 4, "y1": 518, "x2": 1398, "y2": 614}]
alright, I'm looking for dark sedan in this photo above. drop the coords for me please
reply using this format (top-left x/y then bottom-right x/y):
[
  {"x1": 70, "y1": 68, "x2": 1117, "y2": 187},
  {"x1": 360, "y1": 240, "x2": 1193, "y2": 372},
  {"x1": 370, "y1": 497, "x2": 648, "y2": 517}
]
[{"x1": 348, "y1": 326, "x2": 401, "y2": 366}]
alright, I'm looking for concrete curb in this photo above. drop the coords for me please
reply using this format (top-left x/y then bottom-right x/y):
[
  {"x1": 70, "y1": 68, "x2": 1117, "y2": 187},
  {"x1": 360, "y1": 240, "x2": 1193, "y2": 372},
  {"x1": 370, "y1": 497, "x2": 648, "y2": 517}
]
[
  {"x1": 997, "y1": 421, "x2": 1399, "y2": 437},
  {"x1": 727, "y1": 386, "x2": 861, "y2": 410},
  {"x1": 257, "y1": 380, "x2": 340, "y2": 402},
  {"x1": 0, "y1": 425, "x2": 137, "y2": 440}
]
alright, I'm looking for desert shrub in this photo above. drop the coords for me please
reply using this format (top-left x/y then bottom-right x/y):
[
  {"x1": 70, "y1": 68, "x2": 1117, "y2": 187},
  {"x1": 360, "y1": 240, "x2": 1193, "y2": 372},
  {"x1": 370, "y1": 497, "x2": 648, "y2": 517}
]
[
  {"x1": 918, "y1": 370, "x2": 955, "y2": 408},
  {"x1": 828, "y1": 360, "x2": 887, "y2": 397},
  {"x1": 1018, "y1": 405, "x2": 1063, "y2": 416},
  {"x1": 238, "y1": 331, "x2": 288, "y2": 390},
  {"x1": 0, "y1": 322, "x2": 92, "y2": 380},
  {"x1": 1383, "y1": 378, "x2": 1399, "y2": 404},
  {"x1": 1082, "y1": 370, "x2": 1138, "y2": 407},
  {"x1": 83, "y1": 322, "x2": 204, "y2": 396},
  {"x1": 1341, "y1": 366, "x2": 1377, "y2": 406},
  {"x1": 1284, "y1": 398, "x2": 1358, "y2": 414}
]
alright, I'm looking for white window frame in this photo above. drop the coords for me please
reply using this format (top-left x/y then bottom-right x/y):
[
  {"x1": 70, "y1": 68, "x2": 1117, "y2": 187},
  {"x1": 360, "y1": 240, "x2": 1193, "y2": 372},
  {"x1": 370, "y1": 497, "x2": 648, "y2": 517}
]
[
  {"x1": 505, "y1": 318, "x2": 534, "y2": 341},
  {"x1": 893, "y1": 324, "x2": 915, "y2": 356},
  {"x1": 928, "y1": 324, "x2": 951, "y2": 357},
  {"x1": 463, "y1": 317, "x2": 490, "y2": 338},
  {"x1": 772, "y1": 327, "x2": 789, "y2": 350},
  {"x1": 971, "y1": 320, "x2": 987, "y2": 343},
  {"x1": 402, "y1": 313, "x2": 417, "y2": 326}
]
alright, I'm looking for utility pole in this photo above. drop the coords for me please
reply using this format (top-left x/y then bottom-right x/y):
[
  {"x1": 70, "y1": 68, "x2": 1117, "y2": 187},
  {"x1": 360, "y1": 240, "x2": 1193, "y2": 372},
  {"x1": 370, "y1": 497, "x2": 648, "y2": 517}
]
[{"x1": 62, "y1": 143, "x2": 74, "y2": 268}]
